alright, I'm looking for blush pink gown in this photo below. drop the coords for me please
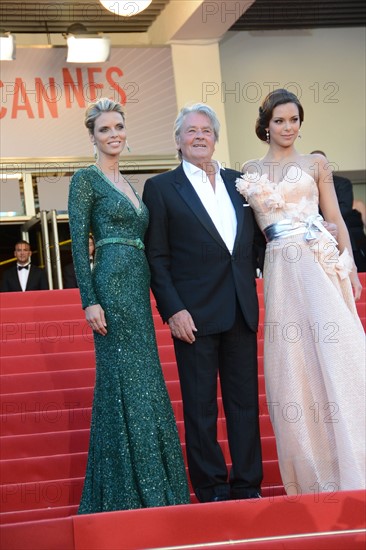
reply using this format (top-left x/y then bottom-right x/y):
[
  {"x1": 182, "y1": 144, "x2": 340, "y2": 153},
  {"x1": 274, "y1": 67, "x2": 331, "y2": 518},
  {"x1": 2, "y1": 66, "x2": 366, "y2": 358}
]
[{"x1": 237, "y1": 167, "x2": 365, "y2": 495}]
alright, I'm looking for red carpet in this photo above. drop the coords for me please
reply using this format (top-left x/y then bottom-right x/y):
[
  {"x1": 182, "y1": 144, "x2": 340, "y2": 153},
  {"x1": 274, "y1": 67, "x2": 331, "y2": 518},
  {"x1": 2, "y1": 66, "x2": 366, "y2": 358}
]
[{"x1": 1, "y1": 277, "x2": 365, "y2": 549}]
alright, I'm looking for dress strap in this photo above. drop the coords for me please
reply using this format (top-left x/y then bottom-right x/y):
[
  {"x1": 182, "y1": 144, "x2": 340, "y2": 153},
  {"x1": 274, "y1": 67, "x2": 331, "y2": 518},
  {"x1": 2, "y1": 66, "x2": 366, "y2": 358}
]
[{"x1": 95, "y1": 237, "x2": 145, "y2": 250}]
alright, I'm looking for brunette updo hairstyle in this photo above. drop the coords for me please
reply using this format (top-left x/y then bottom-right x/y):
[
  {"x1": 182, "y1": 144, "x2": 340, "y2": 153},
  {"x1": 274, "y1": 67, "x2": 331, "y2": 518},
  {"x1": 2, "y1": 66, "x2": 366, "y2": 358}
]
[
  {"x1": 84, "y1": 97, "x2": 125, "y2": 134},
  {"x1": 255, "y1": 89, "x2": 304, "y2": 142}
]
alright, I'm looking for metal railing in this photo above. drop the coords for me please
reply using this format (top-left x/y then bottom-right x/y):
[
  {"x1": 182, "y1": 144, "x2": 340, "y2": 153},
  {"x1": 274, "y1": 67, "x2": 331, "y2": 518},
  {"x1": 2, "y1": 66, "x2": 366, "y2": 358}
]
[{"x1": 20, "y1": 210, "x2": 62, "y2": 290}]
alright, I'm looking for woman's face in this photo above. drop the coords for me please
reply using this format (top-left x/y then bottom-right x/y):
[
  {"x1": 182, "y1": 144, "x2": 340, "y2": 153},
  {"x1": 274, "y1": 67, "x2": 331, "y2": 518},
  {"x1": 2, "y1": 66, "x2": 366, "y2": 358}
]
[
  {"x1": 267, "y1": 102, "x2": 301, "y2": 147},
  {"x1": 91, "y1": 111, "x2": 126, "y2": 158}
]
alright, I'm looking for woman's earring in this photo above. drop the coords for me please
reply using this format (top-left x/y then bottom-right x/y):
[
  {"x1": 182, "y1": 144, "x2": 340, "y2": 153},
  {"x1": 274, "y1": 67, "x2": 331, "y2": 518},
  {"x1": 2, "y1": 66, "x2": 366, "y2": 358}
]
[
  {"x1": 298, "y1": 132, "x2": 302, "y2": 139},
  {"x1": 126, "y1": 141, "x2": 131, "y2": 153},
  {"x1": 266, "y1": 130, "x2": 270, "y2": 144},
  {"x1": 93, "y1": 143, "x2": 98, "y2": 160}
]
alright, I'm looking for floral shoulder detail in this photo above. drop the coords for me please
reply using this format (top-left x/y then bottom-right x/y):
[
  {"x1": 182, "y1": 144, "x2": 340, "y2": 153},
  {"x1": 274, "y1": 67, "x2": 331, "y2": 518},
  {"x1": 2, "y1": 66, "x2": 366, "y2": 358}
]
[
  {"x1": 235, "y1": 172, "x2": 266, "y2": 200},
  {"x1": 236, "y1": 172, "x2": 285, "y2": 211}
]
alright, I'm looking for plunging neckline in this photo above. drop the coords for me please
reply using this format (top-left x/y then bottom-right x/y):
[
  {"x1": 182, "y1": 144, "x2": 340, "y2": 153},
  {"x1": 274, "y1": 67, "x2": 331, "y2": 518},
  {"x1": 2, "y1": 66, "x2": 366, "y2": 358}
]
[{"x1": 92, "y1": 164, "x2": 142, "y2": 213}]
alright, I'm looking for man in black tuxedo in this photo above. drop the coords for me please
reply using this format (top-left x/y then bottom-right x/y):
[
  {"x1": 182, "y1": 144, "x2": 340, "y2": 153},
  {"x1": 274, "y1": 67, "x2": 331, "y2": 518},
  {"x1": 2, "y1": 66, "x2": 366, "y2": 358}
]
[
  {"x1": 63, "y1": 235, "x2": 95, "y2": 288},
  {"x1": 1, "y1": 240, "x2": 49, "y2": 292},
  {"x1": 143, "y1": 104, "x2": 263, "y2": 503},
  {"x1": 310, "y1": 150, "x2": 354, "y2": 219}
]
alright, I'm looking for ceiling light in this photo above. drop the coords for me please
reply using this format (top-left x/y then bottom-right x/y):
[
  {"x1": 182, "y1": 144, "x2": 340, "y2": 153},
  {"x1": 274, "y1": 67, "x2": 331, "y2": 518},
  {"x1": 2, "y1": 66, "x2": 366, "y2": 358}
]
[
  {"x1": 0, "y1": 32, "x2": 15, "y2": 61},
  {"x1": 99, "y1": 0, "x2": 152, "y2": 17},
  {"x1": 65, "y1": 24, "x2": 110, "y2": 63}
]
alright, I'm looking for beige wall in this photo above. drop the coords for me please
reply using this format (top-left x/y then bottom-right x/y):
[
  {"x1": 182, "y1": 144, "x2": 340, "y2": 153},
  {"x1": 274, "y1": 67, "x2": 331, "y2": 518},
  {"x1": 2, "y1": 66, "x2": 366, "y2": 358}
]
[{"x1": 219, "y1": 27, "x2": 366, "y2": 177}]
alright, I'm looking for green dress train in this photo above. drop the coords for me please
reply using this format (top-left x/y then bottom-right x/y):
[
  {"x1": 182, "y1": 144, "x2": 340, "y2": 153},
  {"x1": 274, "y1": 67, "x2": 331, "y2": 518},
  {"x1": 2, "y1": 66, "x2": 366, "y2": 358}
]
[{"x1": 68, "y1": 165, "x2": 190, "y2": 513}]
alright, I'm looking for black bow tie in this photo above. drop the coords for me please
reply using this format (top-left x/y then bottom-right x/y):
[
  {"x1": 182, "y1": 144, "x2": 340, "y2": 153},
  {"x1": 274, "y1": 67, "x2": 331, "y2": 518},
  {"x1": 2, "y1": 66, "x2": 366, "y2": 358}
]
[{"x1": 18, "y1": 265, "x2": 29, "y2": 270}]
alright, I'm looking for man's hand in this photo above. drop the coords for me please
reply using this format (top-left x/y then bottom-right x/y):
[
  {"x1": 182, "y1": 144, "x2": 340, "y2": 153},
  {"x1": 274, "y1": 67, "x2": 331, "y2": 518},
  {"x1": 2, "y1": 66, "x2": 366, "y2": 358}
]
[
  {"x1": 350, "y1": 271, "x2": 362, "y2": 301},
  {"x1": 168, "y1": 309, "x2": 197, "y2": 343},
  {"x1": 323, "y1": 221, "x2": 338, "y2": 240}
]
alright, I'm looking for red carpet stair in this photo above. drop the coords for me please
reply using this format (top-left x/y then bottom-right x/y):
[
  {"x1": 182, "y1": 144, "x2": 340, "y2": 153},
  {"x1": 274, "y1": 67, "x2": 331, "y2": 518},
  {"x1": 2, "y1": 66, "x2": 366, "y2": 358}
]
[{"x1": 1, "y1": 278, "x2": 365, "y2": 549}]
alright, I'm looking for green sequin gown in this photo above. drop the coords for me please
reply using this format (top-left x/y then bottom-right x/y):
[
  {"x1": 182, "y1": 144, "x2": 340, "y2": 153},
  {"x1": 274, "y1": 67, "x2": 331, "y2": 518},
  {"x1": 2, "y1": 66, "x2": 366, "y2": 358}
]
[{"x1": 68, "y1": 165, "x2": 190, "y2": 513}]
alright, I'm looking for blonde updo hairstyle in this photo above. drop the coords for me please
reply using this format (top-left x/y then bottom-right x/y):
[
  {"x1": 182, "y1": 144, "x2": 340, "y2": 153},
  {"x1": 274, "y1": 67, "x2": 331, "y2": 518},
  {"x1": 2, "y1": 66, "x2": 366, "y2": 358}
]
[{"x1": 84, "y1": 97, "x2": 125, "y2": 135}]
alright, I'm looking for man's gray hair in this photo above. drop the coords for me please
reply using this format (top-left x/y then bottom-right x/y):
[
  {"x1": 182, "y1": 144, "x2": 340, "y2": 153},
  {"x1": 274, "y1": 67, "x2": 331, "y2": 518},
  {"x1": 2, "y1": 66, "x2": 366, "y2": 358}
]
[{"x1": 174, "y1": 103, "x2": 220, "y2": 161}]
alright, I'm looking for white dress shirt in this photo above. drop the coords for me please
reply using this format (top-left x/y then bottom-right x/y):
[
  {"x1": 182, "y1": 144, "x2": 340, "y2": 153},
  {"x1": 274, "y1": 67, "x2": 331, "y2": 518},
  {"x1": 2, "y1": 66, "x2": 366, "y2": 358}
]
[
  {"x1": 182, "y1": 160, "x2": 237, "y2": 253},
  {"x1": 17, "y1": 263, "x2": 30, "y2": 291}
]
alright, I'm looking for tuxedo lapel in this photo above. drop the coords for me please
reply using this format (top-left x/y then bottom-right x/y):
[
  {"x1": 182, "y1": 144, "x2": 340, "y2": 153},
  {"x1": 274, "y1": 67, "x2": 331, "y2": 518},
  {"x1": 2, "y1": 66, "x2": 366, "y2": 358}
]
[
  {"x1": 12, "y1": 265, "x2": 22, "y2": 291},
  {"x1": 173, "y1": 165, "x2": 228, "y2": 250},
  {"x1": 25, "y1": 265, "x2": 37, "y2": 291}
]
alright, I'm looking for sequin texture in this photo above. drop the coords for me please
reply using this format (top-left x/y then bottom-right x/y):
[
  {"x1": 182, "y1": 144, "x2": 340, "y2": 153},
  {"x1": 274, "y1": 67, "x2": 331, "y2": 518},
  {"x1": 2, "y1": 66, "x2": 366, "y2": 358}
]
[{"x1": 68, "y1": 165, "x2": 190, "y2": 513}]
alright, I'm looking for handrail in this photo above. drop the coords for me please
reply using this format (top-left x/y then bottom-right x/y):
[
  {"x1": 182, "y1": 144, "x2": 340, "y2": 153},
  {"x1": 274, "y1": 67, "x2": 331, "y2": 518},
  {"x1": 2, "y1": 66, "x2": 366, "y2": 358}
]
[
  {"x1": 40, "y1": 211, "x2": 53, "y2": 290},
  {"x1": 47, "y1": 210, "x2": 62, "y2": 289}
]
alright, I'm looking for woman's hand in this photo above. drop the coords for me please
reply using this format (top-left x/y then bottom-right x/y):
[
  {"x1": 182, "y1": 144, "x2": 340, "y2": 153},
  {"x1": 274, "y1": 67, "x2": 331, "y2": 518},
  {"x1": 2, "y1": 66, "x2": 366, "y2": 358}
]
[
  {"x1": 350, "y1": 271, "x2": 362, "y2": 301},
  {"x1": 85, "y1": 304, "x2": 107, "y2": 335}
]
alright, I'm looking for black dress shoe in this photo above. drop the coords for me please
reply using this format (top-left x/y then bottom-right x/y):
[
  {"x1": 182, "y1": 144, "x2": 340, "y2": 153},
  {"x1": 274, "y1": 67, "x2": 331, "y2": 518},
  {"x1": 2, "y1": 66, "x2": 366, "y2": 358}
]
[
  {"x1": 231, "y1": 490, "x2": 262, "y2": 500},
  {"x1": 210, "y1": 495, "x2": 230, "y2": 502}
]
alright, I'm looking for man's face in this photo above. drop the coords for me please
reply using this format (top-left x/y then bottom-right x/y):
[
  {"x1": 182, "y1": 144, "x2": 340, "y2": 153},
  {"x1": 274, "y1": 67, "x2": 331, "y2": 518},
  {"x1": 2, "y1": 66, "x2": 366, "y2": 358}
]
[
  {"x1": 176, "y1": 112, "x2": 216, "y2": 169},
  {"x1": 14, "y1": 244, "x2": 32, "y2": 265}
]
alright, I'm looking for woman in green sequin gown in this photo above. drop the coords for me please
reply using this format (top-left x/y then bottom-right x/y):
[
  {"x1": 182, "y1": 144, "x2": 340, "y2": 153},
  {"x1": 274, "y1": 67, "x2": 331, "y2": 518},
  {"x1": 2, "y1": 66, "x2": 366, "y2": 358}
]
[{"x1": 68, "y1": 98, "x2": 190, "y2": 514}]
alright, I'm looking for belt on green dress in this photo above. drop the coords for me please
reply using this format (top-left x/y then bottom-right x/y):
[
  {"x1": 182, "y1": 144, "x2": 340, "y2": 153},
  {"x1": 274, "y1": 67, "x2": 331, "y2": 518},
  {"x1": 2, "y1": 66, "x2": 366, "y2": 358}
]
[
  {"x1": 264, "y1": 215, "x2": 338, "y2": 244},
  {"x1": 95, "y1": 237, "x2": 145, "y2": 250}
]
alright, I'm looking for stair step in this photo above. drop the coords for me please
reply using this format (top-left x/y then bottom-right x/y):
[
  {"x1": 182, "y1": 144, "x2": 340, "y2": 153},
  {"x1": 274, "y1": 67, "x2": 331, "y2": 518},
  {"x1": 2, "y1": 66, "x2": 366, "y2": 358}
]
[
  {"x1": 0, "y1": 429, "x2": 90, "y2": 459},
  {"x1": 0, "y1": 304, "x2": 85, "y2": 324},
  {"x1": 0, "y1": 379, "x2": 184, "y2": 408},
  {"x1": 0, "y1": 280, "x2": 279, "y2": 526},
  {"x1": 1, "y1": 326, "x2": 179, "y2": 355},
  {"x1": 0, "y1": 350, "x2": 96, "y2": 375},
  {"x1": 0, "y1": 456, "x2": 281, "y2": 512},
  {"x1": 0, "y1": 362, "x2": 178, "y2": 394},
  {"x1": 0, "y1": 476, "x2": 84, "y2": 512},
  {"x1": 0, "y1": 483, "x2": 287, "y2": 526},
  {"x1": 1, "y1": 451, "x2": 282, "y2": 486},
  {"x1": 0, "y1": 387, "x2": 94, "y2": 411},
  {"x1": 0, "y1": 368, "x2": 96, "y2": 393},
  {"x1": 1, "y1": 319, "x2": 92, "y2": 341},
  {"x1": 0, "y1": 426, "x2": 278, "y2": 461},
  {"x1": 0, "y1": 373, "x2": 267, "y2": 408},
  {"x1": 1, "y1": 334, "x2": 93, "y2": 357},
  {"x1": 0, "y1": 504, "x2": 79, "y2": 525},
  {"x1": 1, "y1": 393, "x2": 270, "y2": 437},
  {"x1": 0, "y1": 407, "x2": 93, "y2": 436},
  {"x1": 0, "y1": 289, "x2": 81, "y2": 308},
  {"x1": 0, "y1": 402, "x2": 274, "y2": 437},
  {"x1": 1, "y1": 452, "x2": 88, "y2": 484}
]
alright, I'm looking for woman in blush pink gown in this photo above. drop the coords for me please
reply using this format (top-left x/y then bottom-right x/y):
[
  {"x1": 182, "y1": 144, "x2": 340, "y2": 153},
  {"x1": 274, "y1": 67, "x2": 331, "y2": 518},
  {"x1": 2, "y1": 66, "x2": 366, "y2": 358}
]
[{"x1": 237, "y1": 89, "x2": 365, "y2": 496}]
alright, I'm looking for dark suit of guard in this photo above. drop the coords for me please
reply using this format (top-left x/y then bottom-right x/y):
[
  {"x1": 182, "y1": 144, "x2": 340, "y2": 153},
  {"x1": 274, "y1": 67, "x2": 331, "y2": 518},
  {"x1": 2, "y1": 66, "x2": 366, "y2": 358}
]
[
  {"x1": 63, "y1": 262, "x2": 78, "y2": 288},
  {"x1": 332, "y1": 174, "x2": 354, "y2": 219},
  {"x1": 143, "y1": 164, "x2": 263, "y2": 502},
  {"x1": 1, "y1": 264, "x2": 49, "y2": 292}
]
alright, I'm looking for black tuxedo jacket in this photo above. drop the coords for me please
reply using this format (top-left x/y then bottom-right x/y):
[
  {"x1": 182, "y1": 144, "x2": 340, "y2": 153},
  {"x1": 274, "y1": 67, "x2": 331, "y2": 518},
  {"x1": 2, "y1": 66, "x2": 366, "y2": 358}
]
[
  {"x1": 63, "y1": 262, "x2": 78, "y2": 289},
  {"x1": 333, "y1": 174, "x2": 353, "y2": 219},
  {"x1": 0, "y1": 264, "x2": 49, "y2": 292},
  {"x1": 143, "y1": 164, "x2": 263, "y2": 335}
]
